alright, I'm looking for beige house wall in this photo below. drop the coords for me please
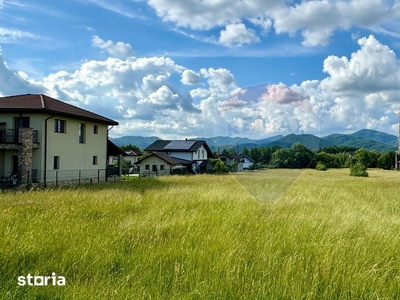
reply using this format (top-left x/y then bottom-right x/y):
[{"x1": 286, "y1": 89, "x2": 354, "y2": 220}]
[{"x1": 46, "y1": 116, "x2": 108, "y2": 171}]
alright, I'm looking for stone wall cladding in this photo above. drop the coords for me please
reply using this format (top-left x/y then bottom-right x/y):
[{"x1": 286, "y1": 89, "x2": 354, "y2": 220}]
[{"x1": 18, "y1": 128, "x2": 33, "y2": 185}]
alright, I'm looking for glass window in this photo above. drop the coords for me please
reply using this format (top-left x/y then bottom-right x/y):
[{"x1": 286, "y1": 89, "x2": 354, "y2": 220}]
[
  {"x1": 79, "y1": 123, "x2": 86, "y2": 143},
  {"x1": 93, "y1": 125, "x2": 98, "y2": 134},
  {"x1": 160, "y1": 165, "x2": 165, "y2": 170},
  {"x1": 54, "y1": 119, "x2": 66, "y2": 133},
  {"x1": 93, "y1": 156, "x2": 97, "y2": 165},
  {"x1": 53, "y1": 156, "x2": 60, "y2": 169},
  {"x1": 145, "y1": 165, "x2": 149, "y2": 170}
]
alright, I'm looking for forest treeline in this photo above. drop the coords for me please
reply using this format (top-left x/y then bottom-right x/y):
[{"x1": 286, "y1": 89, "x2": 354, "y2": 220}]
[{"x1": 223, "y1": 143, "x2": 396, "y2": 170}]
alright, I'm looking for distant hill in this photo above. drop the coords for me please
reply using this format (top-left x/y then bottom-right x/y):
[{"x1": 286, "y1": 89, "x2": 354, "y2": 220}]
[
  {"x1": 350, "y1": 129, "x2": 397, "y2": 147},
  {"x1": 264, "y1": 134, "x2": 331, "y2": 149},
  {"x1": 197, "y1": 135, "x2": 283, "y2": 151},
  {"x1": 109, "y1": 129, "x2": 397, "y2": 153},
  {"x1": 263, "y1": 129, "x2": 397, "y2": 152},
  {"x1": 110, "y1": 136, "x2": 160, "y2": 149}
]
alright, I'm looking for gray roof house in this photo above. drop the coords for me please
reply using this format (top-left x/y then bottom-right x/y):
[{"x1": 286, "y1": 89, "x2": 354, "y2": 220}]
[{"x1": 135, "y1": 139, "x2": 214, "y2": 175}]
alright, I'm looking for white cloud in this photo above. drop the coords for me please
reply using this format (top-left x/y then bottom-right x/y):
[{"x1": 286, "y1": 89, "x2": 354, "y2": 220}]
[
  {"x1": 0, "y1": 34, "x2": 398, "y2": 138},
  {"x1": 0, "y1": 27, "x2": 44, "y2": 43},
  {"x1": 92, "y1": 35, "x2": 133, "y2": 58},
  {"x1": 181, "y1": 69, "x2": 201, "y2": 85},
  {"x1": 320, "y1": 35, "x2": 400, "y2": 93},
  {"x1": 200, "y1": 67, "x2": 236, "y2": 92},
  {"x1": 218, "y1": 23, "x2": 260, "y2": 47},
  {"x1": 146, "y1": 0, "x2": 400, "y2": 47}
]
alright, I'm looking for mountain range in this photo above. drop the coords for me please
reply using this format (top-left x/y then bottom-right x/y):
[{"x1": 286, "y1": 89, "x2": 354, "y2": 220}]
[{"x1": 110, "y1": 129, "x2": 398, "y2": 153}]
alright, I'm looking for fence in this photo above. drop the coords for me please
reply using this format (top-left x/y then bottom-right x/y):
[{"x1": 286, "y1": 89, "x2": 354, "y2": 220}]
[
  {"x1": 0, "y1": 128, "x2": 39, "y2": 143},
  {"x1": 21, "y1": 168, "x2": 110, "y2": 187}
]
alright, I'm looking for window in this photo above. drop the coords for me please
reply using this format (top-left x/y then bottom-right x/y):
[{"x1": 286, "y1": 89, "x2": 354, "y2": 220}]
[
  {"x1": 152, "y1": 165, "x2": 157, "y2": 172},
  {"x1": 79, "y1": 123, "x2": 86, "y2": 143},
  {"x1": 202, "y1": 150, "x2": 204, "y2": 159},
  {"x1": 53, "y1": 156, "x2": 60, "y2": 169},
  {"x1": 160, "y1": 165, "x2": 165, "y2": 170},
  {"x1": 93, "y1": 125, "x2": 98, "y2": 134},
  {"x1": 93, "y1": 156, "x2": 97, "y2": 165},
  {"x1": 16, "y1": 117, "x2": 30, "y2": 128},
  {"x1": 145, "y1": 165, "x2": 149, "y2": 170},
  {"x1": 54, "y1": 119, "x2": 66, "y2": 133}
]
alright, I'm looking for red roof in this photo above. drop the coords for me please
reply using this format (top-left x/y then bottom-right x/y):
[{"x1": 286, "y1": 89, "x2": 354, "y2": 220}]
[{"x1": 0, "y1": 94, "x2": 118, "y2": 125}]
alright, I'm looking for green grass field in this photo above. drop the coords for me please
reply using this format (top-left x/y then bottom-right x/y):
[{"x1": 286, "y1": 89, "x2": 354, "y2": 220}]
[{"x1": 1, "y1": 169, "x2": 400, "y2": 299}]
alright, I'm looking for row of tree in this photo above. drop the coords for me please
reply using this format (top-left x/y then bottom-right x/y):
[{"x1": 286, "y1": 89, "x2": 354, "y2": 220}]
[{"x1": 240, "y1": 143, "x2": 396, "y2": 170}]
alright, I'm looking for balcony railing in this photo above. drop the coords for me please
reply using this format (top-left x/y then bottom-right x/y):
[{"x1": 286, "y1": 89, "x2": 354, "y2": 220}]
[{"x1": 0, "y1": 128, "x2": 39, "y2": 144}]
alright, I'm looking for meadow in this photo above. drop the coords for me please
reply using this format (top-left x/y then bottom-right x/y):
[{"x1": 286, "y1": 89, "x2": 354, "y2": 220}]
[{"x1": 1, "y1": 169, "x2": 400, "y2": 299}]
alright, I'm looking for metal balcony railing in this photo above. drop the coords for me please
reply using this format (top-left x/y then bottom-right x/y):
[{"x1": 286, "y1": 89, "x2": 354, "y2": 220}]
[{"x1": 0, "y1": 128, "x2": 39, "y2": 144}]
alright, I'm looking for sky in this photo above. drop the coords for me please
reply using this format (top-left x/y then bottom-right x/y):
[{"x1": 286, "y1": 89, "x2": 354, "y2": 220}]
[{"x1": 0, "y1": 0, "x2": 399, "y2": 139}]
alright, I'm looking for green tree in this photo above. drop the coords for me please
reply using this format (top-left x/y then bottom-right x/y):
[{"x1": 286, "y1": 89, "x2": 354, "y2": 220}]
[
  {"x1": 354, "y1": 148, "x2": 378, "y2": 168},
  {"x1": 210, "y1": 158, "x2": 228, "y2": 174},
  {"x1": 242, "y1": 147, "x2": 249, "y2": 156},
  {"x1": 350, "y1": 162, "x2": 368, "y2": 177},
  {"x1": 377, "y1": 151, "x2": 395, "y2": 170},
  {"x1": 120, "y1": 144, "x2": 142, "y2": 152}
]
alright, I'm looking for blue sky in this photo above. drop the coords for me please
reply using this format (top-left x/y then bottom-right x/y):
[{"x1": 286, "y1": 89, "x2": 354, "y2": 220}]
[{"x1": 0, "y1": 0, "x2": 399, "y2": 139}]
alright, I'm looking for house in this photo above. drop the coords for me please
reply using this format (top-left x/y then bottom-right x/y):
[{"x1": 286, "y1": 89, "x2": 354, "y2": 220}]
[
  {"x1": 240, "y1": 154, "x2": 255, "y2": 169},
  {"x1": 218, "y1": 153, "x2": 243, "y2": 171},
  {"x1": 123, "y1": 150, "x2": 142, "y2": 164},
  {"x1": 136, "y1": 139, "x2": 214, "y2": 175},
  {"x1": 134, "y1": 152, "x2": 195, "y2": 176},
  {"x1": 218, "y1": 153, "x2": 255, "y2": 171},
  {"x1": 0, "y1": 94, "x2": 121, "y2": 186}
]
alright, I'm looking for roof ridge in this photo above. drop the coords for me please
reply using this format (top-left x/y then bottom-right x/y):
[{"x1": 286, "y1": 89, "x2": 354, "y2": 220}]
[{"x1": 40, "y1": 94, "x2": 46, "y2": 108}]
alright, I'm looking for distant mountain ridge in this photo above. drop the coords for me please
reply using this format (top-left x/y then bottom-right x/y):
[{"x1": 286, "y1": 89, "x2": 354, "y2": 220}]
[{"x1": 110, "y1": 129, "x2": 398, "y2": 153}]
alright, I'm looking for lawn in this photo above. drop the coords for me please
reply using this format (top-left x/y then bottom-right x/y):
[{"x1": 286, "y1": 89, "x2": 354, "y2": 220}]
[{"x1": 1, "y1": 169, "x2": 400, "y2": 299}]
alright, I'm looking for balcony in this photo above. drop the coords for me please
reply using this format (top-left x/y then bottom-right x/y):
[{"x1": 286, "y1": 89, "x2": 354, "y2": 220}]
[{"x1": 0, "y1": 128, "x2": 39, "y2": 147}]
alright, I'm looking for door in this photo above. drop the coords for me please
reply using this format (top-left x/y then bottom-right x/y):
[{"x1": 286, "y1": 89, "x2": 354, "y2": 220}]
[
  {"x1": 14, "y1": 117, "x2": 30, "y2": 142},
  {"x1": 12, "y1": 155, "x2": 18, "y2": 175}
]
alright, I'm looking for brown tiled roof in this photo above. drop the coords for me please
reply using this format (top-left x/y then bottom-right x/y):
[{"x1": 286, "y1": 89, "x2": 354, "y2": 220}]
[{"x1": 0, "y1": 94, "x2": 118, "y2": 125}]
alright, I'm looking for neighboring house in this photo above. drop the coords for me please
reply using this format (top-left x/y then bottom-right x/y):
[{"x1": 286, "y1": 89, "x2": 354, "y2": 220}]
[
  {"x1": 218, "y1": 153, "x2": 243, "y2": 171},
  {"x1": 218, "y1": 153, "x2": 254, "y2": 171},
  {"x1": 0, "y1": 94, "x2": 120, "y2": 186},
  {"x1": 123, "y1": 150, "x2": 142, "y2": 164},
  {"x1": 134, "y1": 152, "x2": 194, "y2": 176},
  {"x1": 137, "y1": 139, "x2": 214, "y2": 175},
  {"x1": 240, "y1": 154, "x2": 255, "y2": 169}
]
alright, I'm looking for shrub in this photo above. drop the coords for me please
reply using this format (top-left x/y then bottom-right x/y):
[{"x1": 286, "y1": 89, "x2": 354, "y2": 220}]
[
  {"x1": 350, "y1": 162, "x2": 368, "y2": 177},
  {"x1": 210, "y1": 158, "x2": 228, "y2": 174},
  {"x1": 316, "y1": 162, "x2": 327, "y2": 171}
]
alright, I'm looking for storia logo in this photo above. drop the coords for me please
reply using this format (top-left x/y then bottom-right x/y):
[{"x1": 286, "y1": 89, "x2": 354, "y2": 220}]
[{"x1": 17, "y1": 273, "x2": 66, "y2": 286}]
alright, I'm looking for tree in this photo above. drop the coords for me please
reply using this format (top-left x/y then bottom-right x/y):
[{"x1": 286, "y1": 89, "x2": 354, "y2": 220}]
[
  {"x1": 354, "y1": 148, "x2": 378, "y2": 168},
  {"x1": 377, "y1": 151, "x2": 395, "y2": 170},
  {"x1": 120, "y1": 144, "x2": 141, "y2": 152},
  {"x1": 210, "y1": 158, "x2": 228, "y2": 174},
  {"x1": 350, "y1": 162, "x2": 368, "y2": 177},
  {"x1": 242, "y1": 147, "x2": 249, "y2": 156},
  {"x1": 121, "y1": 159, "x2": 132, "y2": 175}
]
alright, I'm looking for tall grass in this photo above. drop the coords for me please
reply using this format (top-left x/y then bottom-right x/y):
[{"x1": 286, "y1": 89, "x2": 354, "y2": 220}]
[{"x1": 1, "y1": 169, "x2": 400, "y2": 299}]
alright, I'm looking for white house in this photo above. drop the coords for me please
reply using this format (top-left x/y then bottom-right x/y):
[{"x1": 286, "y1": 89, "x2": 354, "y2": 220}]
[
  {"x1": 0, "y1": 94, "x2": 121, "y2": 186},
  {"x1": 138, "y1": 139, "x2": 214, "y2": 175}
]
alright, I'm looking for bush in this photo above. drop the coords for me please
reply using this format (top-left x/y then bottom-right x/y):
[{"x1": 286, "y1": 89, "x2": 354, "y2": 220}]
[
  {"x1": 210, "y1": 158, "x2": 228, "y2": 174},
  {"x1": 316, "y1": 162, "x2": 327, "y2": 171},
  {"x1": 350, "y1": 162, "x2": 368, "y2": 177}
]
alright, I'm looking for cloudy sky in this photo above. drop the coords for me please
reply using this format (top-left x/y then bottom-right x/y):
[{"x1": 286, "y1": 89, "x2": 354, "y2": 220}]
[{"x1": 0, "y1": 0, "x2": 399, "y2": 139}]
